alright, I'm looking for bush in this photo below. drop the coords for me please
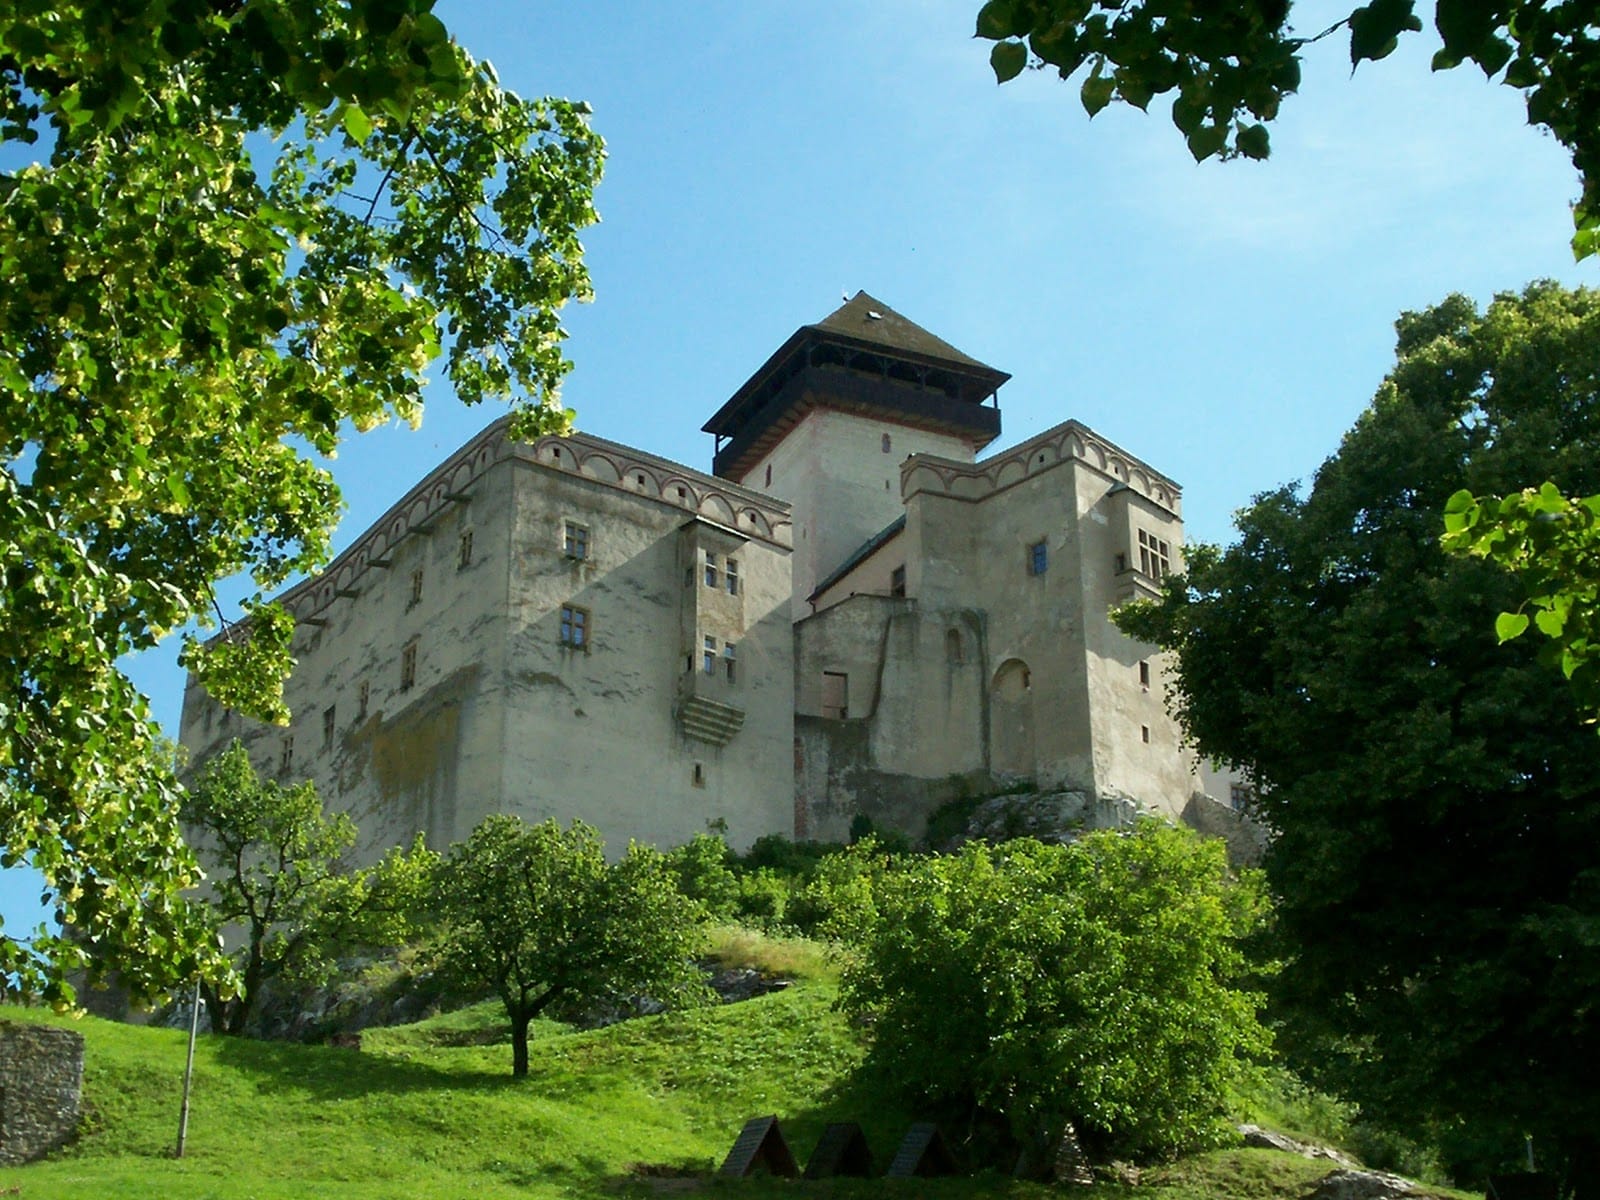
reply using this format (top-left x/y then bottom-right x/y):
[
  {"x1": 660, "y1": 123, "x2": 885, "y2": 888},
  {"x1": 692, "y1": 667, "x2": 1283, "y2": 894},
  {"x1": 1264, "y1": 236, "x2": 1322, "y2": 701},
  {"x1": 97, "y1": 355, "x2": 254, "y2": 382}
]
[
  {"x1": 839, "y1": 821, "x2": 1272, "y2": 1162},
  {"x1": 662, "y1": 833, "x2": 739, "y2": 921}
]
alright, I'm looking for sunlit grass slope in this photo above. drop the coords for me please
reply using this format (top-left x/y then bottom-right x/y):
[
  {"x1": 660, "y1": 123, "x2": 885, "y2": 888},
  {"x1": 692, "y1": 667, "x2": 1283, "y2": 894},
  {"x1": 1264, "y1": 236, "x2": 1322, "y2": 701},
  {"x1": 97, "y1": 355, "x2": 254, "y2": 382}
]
[{"x1": 0, "y1": 929, "x2": 1468, "y2": 1200}]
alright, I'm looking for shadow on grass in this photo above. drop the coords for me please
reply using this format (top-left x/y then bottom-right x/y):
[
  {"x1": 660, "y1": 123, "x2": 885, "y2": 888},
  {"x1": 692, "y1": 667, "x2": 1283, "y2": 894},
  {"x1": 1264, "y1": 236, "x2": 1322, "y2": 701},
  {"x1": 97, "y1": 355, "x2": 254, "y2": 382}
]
[{"x1": 206, "y1": 1030, "x2": 525, "y2": 1096}]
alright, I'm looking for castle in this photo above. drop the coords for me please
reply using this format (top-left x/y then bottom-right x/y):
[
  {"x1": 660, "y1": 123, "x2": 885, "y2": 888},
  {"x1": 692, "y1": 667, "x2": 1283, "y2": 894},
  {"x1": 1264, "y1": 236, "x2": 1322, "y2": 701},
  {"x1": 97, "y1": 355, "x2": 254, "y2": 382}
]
[{"x1": 180, "y1": 293, "x2": 1232, "y2": 857}]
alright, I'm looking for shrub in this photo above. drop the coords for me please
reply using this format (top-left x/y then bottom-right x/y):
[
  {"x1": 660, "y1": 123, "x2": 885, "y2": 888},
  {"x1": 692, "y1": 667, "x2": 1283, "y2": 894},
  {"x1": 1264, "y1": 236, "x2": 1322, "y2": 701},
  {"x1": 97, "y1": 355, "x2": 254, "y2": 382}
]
[{"x1": 839, "y1": 821, "x2": 1272, "y2": 1162}]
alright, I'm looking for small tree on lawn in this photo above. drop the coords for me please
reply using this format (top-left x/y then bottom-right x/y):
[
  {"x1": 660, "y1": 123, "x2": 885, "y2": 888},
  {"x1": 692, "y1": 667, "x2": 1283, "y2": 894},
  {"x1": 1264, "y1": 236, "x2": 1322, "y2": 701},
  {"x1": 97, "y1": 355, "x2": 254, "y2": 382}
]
[
  {"x1": 183, "y1": 741, "x2": 432, "y2": 1035},
  {"x1": 839, "y1": 821, "x2": 1270, "y2": 1162},
  {"x1": 433, "y1": 815, "x2": 710, "y2": 1078}
]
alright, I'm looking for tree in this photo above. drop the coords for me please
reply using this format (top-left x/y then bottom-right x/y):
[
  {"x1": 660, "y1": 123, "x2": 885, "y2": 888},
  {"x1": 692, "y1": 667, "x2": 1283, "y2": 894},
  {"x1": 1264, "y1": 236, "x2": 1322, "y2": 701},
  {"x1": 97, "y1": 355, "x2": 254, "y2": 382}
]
[
  {"x1": 431, "y1": 816, "x2": 710, "y2": 1078},
  {"x1": 974, "y1": 0, "x2": 1600, "y2": 260},
  {"x1": 181, "y1": 741, "x2": 431, "y2": 1035},
  {"x1": 0, "y1": 2, "x2": 603, "y2": 1003},
  {"x1": 1443, "y1": 483, "x2": 1600, "y2": 722},
  {"x1": 1117, "y1": 282, "x2": 1600, "y2": 1192},
  {"x1": 838, "y1": 824, "x2": 1270, "y2": 1163}
]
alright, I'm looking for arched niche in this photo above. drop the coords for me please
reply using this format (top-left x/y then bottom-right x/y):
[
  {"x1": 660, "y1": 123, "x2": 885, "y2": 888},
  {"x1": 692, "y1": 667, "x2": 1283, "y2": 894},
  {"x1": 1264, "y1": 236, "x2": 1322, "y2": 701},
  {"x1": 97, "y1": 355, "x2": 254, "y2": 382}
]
[{"x1": 989, "y1": 657, "x2": 1036, "y2": 778}]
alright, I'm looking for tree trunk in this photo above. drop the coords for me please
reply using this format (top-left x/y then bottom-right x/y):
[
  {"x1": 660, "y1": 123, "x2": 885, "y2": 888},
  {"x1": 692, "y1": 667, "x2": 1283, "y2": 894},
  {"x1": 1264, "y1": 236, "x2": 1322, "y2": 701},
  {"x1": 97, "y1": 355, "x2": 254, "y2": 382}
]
[{"x1": 511, "y1": 1011, "x2": 531, "y2": 1078}]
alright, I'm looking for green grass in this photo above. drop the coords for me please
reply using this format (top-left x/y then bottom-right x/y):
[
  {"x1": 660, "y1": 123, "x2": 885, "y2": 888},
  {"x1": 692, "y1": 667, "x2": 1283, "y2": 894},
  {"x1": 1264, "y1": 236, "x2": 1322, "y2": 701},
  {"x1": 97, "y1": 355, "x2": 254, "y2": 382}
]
[{"x1": 0, "y1": 954, "x2": 1472, "y2": 1200}]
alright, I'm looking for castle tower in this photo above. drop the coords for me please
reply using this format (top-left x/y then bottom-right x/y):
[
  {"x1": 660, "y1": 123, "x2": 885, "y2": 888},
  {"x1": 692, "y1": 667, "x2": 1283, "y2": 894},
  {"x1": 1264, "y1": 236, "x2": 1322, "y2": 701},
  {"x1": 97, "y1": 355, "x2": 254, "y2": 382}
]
[{"x1": 703, "y1": 292, "x2": 1009, "y2": 611}]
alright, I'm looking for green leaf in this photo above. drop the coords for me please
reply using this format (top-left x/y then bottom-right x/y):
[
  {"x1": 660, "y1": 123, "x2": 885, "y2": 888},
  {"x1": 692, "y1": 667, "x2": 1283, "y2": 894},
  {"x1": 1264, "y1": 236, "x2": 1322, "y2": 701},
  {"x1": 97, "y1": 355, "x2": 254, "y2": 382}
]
[
  {"x1": 1535, "y1": 607, "x2": 1567, "y2": 637},
  {"x1": 1495, "y1": 611, "x2": 1530, "y2": 642},
  {"x1": 991, "y1": 40, "x2": 1029, "y2": 84},
  {"x1": 1186, "y1": 122, "x2": 1229, "y2": 163},
  {"x1": 975, "y1": 0, "x2": 1021, "y2": 40},
  {"x1": 1235, "y1": 123, "x2": 1271, "y2": 160},
  {"x1": 1349, "y1": 0, "x2": 1419, "y2": 66},
  {"x1": 341, "y1": 103, "x2": 373, "y2": 143},
  {"x1": 1081, "y1": 71, "x2": 1115, "y2": 117}
]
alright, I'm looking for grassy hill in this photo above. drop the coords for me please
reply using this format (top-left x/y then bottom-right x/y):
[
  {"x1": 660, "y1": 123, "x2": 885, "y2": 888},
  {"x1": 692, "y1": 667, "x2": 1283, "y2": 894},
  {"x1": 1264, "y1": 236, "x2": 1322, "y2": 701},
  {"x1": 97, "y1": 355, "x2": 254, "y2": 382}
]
[{"x1": 0, "y1": 934, "x2": 1462, "y2": 1200}]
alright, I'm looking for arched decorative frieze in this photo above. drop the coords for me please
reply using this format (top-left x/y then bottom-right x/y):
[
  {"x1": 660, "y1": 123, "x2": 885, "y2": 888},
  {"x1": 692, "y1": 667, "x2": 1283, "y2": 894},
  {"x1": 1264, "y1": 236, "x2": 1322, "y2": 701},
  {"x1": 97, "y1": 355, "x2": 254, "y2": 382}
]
[
  {"x1": 699, "y1": 492, "x2": 737, "y2": 526},
  {"x1": 663, "y1": 477, "x2": 699, "y2": 508},
  {"x1": 579, "y1": 451, "x2": 622, "y2": 484},
  {"x1": 994, "y1": 457, "x2": 1027, "y2": 490}
]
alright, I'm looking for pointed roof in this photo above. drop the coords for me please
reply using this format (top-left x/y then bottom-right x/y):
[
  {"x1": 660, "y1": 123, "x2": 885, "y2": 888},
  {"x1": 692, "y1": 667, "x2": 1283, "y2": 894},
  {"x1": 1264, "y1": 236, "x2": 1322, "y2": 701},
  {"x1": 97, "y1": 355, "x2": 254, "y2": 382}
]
[
  {"x1": 704, "y1": 292, "x2": 1009, "y2": 480},
  {"x1": 810, "y1": 292, "x2": 999, "y2": 373}
]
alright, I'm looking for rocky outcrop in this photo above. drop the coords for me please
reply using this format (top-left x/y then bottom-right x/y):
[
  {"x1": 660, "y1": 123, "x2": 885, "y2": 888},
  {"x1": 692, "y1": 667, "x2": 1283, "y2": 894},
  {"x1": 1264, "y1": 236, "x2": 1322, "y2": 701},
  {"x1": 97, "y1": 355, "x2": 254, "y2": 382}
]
[
  {"x1": 1305, "y1": 1168, "x2": 1424, "y2": 1200},
  {"x1": 1238, "y1": 1124, "x2": 1359, "y2": 1168}
]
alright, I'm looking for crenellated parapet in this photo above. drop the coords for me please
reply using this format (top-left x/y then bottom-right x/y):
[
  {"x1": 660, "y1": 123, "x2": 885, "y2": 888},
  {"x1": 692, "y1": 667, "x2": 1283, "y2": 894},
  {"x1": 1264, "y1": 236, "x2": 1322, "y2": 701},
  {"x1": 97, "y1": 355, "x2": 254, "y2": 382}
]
[{"x1": 901, "y1": 418, "x2": 1181, "y2": 516}]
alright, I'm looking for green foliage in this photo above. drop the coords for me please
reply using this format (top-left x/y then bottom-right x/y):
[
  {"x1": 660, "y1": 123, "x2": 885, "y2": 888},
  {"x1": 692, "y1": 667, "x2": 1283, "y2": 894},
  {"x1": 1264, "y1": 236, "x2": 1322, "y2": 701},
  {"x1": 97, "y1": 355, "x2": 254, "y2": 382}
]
[
  {"x1": 661, "y1": 832, "x2": 740, "y2": 921},
  {"x1": 783, "y1": 837, "x2": 895, "y2": 945},
  {"x1": 431, "y1": 816, "x2": 710, "y2": 1077},
  {"x1": 839, "y1": 823, "x2": 1271, "y2": 1162},
  {"x1": 1443, "y1": 483, "x2": 1600, "y2": 722},
  {"x1": 0, "y1": 1, "x2": 602, "y2": 1003},
  {"x1": 1116, "y1": 282, "x2": 1600, "y2": 1190},
  {"x1": 974, "y1": 0, "x2": 1600, "y2": 259},
  {"x1": 181, "y1": 742, "x2": 433, "y2": 1035}
]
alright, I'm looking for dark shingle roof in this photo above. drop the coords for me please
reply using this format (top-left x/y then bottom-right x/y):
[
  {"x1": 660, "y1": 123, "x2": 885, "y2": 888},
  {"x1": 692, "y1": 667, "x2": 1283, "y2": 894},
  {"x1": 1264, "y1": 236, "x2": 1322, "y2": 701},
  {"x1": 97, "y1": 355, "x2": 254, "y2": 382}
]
[{"x1": 809, "y1": 292, "x2": 999, "y2": 373}]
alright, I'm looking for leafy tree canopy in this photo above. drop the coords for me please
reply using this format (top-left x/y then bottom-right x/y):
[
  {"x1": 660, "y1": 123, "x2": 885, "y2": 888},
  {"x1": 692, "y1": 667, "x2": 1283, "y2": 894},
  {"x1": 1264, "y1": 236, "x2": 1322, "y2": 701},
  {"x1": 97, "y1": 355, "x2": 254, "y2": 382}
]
[
  {"x1": 431, "y1": 816, "x2": 710, "y2": 1078},
  {"x1": 838, "y1": 823, "x2": 1270, "y2": 1163},
  {"x1": 1443, "y1": 483, "x2": 1600, "y2": 722},
  {"x1": 1117, "y1": 281, "x2": 1600, "y2": 1191},
  {"x1": 974, "y1": 0, "x2": 1600, "y2": 259},
  {"x1": 182, "y1": 742, "x2": 431, "y2": 1036},
  {"x1": 0, "y1": 1, "x2": 602, "y2": 1002}
]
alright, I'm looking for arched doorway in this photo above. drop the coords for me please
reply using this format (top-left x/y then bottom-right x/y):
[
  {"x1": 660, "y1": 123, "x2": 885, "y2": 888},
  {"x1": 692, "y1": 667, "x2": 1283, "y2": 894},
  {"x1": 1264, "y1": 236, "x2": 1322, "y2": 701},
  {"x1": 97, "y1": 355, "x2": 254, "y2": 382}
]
[{"x1": 990, "y1": 658, "x2": 1035, "y2": 777}]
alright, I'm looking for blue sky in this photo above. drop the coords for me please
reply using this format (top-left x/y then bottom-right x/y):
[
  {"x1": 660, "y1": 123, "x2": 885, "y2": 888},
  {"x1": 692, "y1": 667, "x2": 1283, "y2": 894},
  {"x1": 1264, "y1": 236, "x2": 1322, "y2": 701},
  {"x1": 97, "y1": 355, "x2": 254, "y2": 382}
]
[{"x1": 2, "y1": 1, "x2": 1593, "y2": 932}]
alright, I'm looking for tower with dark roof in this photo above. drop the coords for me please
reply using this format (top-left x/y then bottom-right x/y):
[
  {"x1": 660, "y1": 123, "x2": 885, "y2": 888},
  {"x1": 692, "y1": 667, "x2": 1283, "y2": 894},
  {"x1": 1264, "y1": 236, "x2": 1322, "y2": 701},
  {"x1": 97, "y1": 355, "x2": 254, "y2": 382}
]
[{"x1": 704, "y1": 292, "x2": 1010, "y2": 609}]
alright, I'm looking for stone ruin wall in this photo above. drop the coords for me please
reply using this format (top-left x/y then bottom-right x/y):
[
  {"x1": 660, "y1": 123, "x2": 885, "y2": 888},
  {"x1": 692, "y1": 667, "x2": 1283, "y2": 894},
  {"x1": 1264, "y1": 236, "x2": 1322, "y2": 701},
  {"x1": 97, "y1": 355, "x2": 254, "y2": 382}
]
[{"x1": 0, "y1": 1021, "x2": 85, "y2": 1165}]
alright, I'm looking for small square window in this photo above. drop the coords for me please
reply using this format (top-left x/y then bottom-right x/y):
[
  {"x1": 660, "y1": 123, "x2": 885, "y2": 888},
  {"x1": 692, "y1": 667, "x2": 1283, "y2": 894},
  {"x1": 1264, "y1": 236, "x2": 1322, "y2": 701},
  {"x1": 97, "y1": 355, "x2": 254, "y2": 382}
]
[
  {"x1": 560, "y1": 605, "x2": 589, "y2": 648},
  {"x1": 724, "y1": 642, "x2": 737, "y2": 683},
  {"x1": 1029, "y1": 540, "x2": 1048, "y2": 576},
  {"x1": 322, "y1": 706, "x2": 336, "y2": 750},
  {"x1": 725, "y1": 559, "x2": 740, "y2": 596},
  {"x1": 564, "y1": 522, "x2": 589, "y2": 560},
  {"x1": 400, "y1": 642, "x2": 417, "y2": 691},
  {"x1": 408, "y1": 568, "x2": 424, "y2": 608},
  {"x1": 704, "y1": 553, "x2": 719, "y2": 589},
  {"x1": 703, "y1": 635, "x2": 717, "y2": 675},
  {"x1": 890, "y1": 565, "x2": 906, "y2": 597},
  {"x1": 357, "y1": 680, "x2": 370, "y2": 720},
  {"x1": 1230, "y1": 782, "x2": 1255, "y2": 810},
  {"x1": 458, "y1": 529, "x2": 474, "y2": 569}
]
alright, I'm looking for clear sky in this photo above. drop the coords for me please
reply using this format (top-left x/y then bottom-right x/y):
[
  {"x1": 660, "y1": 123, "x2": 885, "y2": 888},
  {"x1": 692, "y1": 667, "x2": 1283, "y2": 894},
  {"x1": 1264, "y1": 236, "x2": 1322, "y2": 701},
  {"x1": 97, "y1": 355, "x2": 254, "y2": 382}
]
[{"x1": 2, "y1": 1, "x2": 1594, "y2": 931}]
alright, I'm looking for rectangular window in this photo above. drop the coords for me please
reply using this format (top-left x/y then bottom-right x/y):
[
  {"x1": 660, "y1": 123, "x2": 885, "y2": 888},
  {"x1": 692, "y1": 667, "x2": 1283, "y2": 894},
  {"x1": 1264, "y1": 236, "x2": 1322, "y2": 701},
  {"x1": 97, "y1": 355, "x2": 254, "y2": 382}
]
[
  {"x1": 1139, "y1": 660, "x2": 1151, "y2": 689},
  {"x1": 408, "y1": 568, "x2": 424, "y2": 608},
  {"x1": 692, "y1": 762, "x2": 706, "y2": 788},
  {"x1": 724, "y1": 641, "x2": 737, "y2": 683},
  {"x1": 703, "y1": 552, "x2": 719, "y2": 589},
  {"x1": 1141, "y1": 724, "x2": 1151, "y2": 744},
  {"x1": 1138, "y1": 529, "x2": 1171, "y2": 580},
  {"x1": 821, "y1": 671, "x2": 849, "y2": 720},
  {"x1": 703, "y1": 635, "x2": 717, "y2": 675},
  {"x1": 725, "y1": 558, "x2": 740, "y2": 596},
  {"x1": 400, "y1": 642, "x2": 417, "y2": 691},
  {"x1": 890, "y1": 565, "x2": 906, "y2": 597},
  {"x1": 1230, "y1": 782, "x2": 1255, "y2": 810},
  {"x1": 458, "y1": 529, "x2": 473, "y2": 569},
  {"x1": 357, "y1": 680, "x2": 370, "y2": 720},
  {"x1": 1029, "y1": 540, "x2": 1048, "y2": 576},
  {"x1": 279, "y1": 735, "x2": 294, "y2": 775},
  {"x1": 560, "y1": 605, "x2": 589, "y2": 648},
  {"x1": 322, "y1": 706, "x2": 336, "y2": 750},
  {"x1": 564, "y1": 522, "x2": 589, "y2": 560}
]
